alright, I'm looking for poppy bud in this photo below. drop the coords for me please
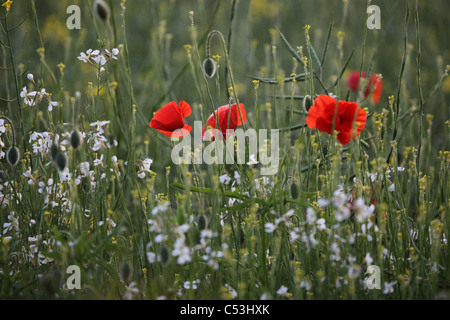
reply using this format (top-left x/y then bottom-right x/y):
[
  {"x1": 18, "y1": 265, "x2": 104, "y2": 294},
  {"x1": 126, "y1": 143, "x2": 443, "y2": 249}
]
[
  {"x1": 202, "y1": 57, "x2": 217, "y2": 78},
  {"x1": 50, "y1": 143, "x2": 59, "y2": 161},
  {"x1": 159, "y1": 246, "x2": 170, "y2": 265},
  {"x1": 54, "y1": 152, "x2": 67, "y2": 171},
  {"x1": 70, "y1": 130, "x2": 82, "y2": 150},
  {"x1": 119, "y1": 262, "x2": 132, "y2": 283},
  {"x1": 303, "y1": 95, "x2": 312, "y2": 112},
  {"x1": 197, "y1": 214, "x2": 208, "y2": 231},
  {"x1": 290, "y1": 182, "x2": 299, "y2": 200},
  {"x1": 6, "y1": 147, "x2": 20, "y2": 166},
  {"x1": 93, "y1": 0, "x2": 110, "y2": 22}
]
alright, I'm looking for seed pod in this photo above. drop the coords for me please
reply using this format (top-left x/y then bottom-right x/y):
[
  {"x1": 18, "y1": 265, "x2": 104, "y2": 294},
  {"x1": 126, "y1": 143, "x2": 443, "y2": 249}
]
[
  {"x1": 303, "y1": 95, "x2": 312, "y2": 112},
  {"x1": 6, "y1": 147, "x2": 20, "y2": 166},
  {"x1": 50, "y1": 143, "x2": 59, "y2": 161},
  {"x1": 159, "y1": 246, "x2": 170, "y2": 265},
  {"x1": 93, "y1": 0, "x2": 111, "y2": 22},
  {"x1": 290, "y1": 182, "x2": 299, "y2": 200},
  {"x1": 119, "y1": 262, "x2": 132, "y2": 283},
  {"x1": 202, "y1": 57, "x2": 217, "y2": 78},
  {"x1": 54, "y1": 152, "x2": 67, "y2": 171},
  {"x1": 197, "y1": 214, "x2": 208, "y2": 231},
  {"x1": 70, "y1": 130, "x2": 82, "y2": 150}
]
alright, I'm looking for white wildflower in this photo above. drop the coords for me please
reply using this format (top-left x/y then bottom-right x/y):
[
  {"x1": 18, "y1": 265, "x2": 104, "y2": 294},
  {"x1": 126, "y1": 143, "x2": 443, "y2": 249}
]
[
  {"x1": 306, "y1": 207, "x2": 316, "y2": 225},
  {"x1": 383, "y1": 281, "x2": 397, "y2": 294},
  {"x1": 265, "y1": 222, "x2": 276, "y2": 233},
  {"x1": 316, "y1": 218, "x2": 326, "y2": 231},
  {"x1": 276, "y1": 285, "x2": 289, "y2": 296},
  {"x1": 247, "y1": 154, "x2": 259, "y2": 166}
]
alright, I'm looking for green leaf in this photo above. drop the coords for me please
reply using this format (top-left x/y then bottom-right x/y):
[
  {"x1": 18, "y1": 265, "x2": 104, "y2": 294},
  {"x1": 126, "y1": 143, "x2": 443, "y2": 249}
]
[
  {"x1": 249, "y1": 73, "x2": 307, "y2": 84},
  {"x1": 309, "y1": 42, "x2": 322, "y2": 78},
  {"x1": 277, "y1": 27, "x2": 322, "y2": 78},
  {"x1": 219, "y1": 201, "x2": 256, "y2": 212},
  {"x1": 276, "y1": 27, "x2": 302, "y2": 63},
  {"x1": 321, "y1": 19, "x2": 334, "y2": 65},
  {"x1": 328, "y1": 48, "x2": 355, "y2": 90},
  {"x1": 279, "y1": 123, "x2": 308, "y2": 132},
  {"x1": 272, "y1": 95, "x2": 305, "y2": 100}
]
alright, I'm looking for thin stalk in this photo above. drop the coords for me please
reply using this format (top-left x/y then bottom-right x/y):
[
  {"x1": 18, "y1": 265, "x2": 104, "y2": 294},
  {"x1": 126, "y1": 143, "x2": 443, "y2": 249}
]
[{"x1": 414, "y1": 0, "x2": 424, "y2": 174}]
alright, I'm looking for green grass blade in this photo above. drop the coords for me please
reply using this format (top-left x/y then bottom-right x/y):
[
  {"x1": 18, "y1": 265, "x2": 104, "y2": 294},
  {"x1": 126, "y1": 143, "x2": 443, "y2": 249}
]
[
  {"x1": 328, "y1": 48, "x2": 355, "y2": 90},
  {"x1": 321, "y1": 19, "x2": 333, "y2": 65}
]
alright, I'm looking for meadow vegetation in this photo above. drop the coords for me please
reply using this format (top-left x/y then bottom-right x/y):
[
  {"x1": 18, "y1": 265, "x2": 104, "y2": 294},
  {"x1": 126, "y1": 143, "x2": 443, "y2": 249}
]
[{"x1": 0, "y1": 0, "x2": 449, "y2": 300}]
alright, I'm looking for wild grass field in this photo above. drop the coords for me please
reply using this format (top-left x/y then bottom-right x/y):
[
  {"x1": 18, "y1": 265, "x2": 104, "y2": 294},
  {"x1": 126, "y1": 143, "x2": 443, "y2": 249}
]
[{"x1": 0, "y1": 0, "x2": 449, "y2": 300}]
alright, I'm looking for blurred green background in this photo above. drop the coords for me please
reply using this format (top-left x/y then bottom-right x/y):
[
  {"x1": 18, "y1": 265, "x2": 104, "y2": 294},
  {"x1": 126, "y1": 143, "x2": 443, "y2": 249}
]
[{"x1": 2, "y1": 0, "x2": 449, "y2": 169}]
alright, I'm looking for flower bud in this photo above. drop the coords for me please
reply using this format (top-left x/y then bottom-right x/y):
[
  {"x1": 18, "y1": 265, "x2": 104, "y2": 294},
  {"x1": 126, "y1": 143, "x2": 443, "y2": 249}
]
[
  {"x1": 197, "y1": 214, "x2": 208, "y2": 231},
  {"x1": 290, "y1": 182, "x2": 299, "y2": 200},
  {"x1": 159, "y1": 246, "x2": 170, "y2": 265},
  {"x1": 6, "y1": 147, "x2": 20, "y2": 166},
  {"x1": 93, "y1": 0, "x2": 111, "y2": 21},
  {"x1": 50, "y1": 143, "x2": 59, "y2": 161},
  {"x1": 70, "y1": 130, "x2": 82, "y2": 150},
  {"x1": 54, "y1": 152, "x2": 67, "y2": 171},
  {"x1": 119, "y1": 262, "x2": 132, "y2": 283},
  {"x1": 202, "y1": 57, "x2": 217, "y2": 78},
  {"x1": 303, "y1": 95, "x2": 312, "y2": 112}
]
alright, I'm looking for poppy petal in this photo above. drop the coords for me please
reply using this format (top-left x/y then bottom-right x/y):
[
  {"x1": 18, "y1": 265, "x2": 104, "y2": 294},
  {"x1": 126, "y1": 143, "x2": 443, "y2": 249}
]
[
  {"x1": 156, "y1": 125, "x2": 191, "y2": 139},
  {"x1": 179, "y1": 100, "x2": 192, "y2": 118},
  {"x1": 150, "y1": 101, "x2": 184, "y2": 132},
  {"x1": 235, "y1": 103, "x2": 247, "y2": 126},
  {"x1": 305, "y1": 94, "x2": 367, "y2": 146},
  {"x1": 202, "y1": 103, "x2": 246, "y2": 141},
  {"x1": 316, "y1": 117, "x2": 333, "y2": 134},
  {"x1": 170, "y1": 125, "x2": 192, "y2": 139},
  {"x1": 372, "y1": 78, "x2": 383, "y2": 104},
  {"x1": 337, "y1": 130, "x2": 352, "y2": 146},
  {"x1": 347, "y1": 72, "x2": 366, "y2": 92}
]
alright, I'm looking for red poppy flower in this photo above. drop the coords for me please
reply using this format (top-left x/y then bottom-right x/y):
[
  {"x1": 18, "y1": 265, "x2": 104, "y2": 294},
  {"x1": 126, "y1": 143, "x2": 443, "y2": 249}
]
[
  {"x1": 202, "y1": 103, "x2": 247, "y2": 141},
  {"x1": 306, "y1": 95, "x2": 367, "y2": 146},
  {"x1": 149, "y1": 101, "x2": 192, "y2": 138},
  {"x1": 347, "y1": 71, "x2": 383, "y2": 104}
]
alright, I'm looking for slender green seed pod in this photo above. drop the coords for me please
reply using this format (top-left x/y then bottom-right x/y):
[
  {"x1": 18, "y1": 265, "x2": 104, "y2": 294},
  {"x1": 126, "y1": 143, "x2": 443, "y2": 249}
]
[{"x1": 290, "y1": 182, "x2": 299, "y2": 200}]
